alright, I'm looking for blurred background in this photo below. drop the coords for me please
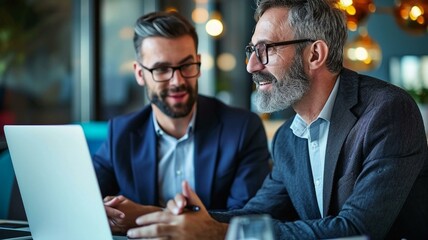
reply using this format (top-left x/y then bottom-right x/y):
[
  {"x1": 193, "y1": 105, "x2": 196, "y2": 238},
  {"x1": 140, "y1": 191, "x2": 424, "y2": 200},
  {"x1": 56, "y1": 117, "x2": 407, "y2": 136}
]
[{"x1": 0, "y1": 0, "x2": 428, "y2": 132}]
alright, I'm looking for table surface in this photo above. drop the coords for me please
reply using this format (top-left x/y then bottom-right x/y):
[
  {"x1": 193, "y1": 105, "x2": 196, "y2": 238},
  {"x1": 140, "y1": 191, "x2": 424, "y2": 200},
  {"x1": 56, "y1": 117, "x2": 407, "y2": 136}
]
[{"x1": 0, "y1": 219, "x2": 127, "y2": 240}]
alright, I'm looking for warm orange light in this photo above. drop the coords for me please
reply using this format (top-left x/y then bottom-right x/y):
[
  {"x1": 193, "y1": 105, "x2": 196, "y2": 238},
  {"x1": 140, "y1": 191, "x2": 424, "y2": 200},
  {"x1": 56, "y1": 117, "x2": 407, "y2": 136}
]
[
  {"x1": 206, "y1": 19, "x2": 223, "y2": 36},
  {"x1": 165, "y1": 7, "x2": 178, "y2": 12},
  {"x1": 410, "y1": 6, "x2": 423, "y2": 20},
  {"x1": 344, "y1": 29, "x2": 382, "y2": 72},
  {"x1": 192, "y1": 7, "x2": 209, "y2": 23},
  {"x1": 394, "y1": 0, "x2": 428, "y2": 34},
  {"x1": 205, "y1": 12, "x2": 224, "y2": 37},
  {"x1": 336, "y1": 0, "x2": 376, "y2": 31},
  {"x1": 346, "y1": 6, "x2": 357, "y2": 16}
]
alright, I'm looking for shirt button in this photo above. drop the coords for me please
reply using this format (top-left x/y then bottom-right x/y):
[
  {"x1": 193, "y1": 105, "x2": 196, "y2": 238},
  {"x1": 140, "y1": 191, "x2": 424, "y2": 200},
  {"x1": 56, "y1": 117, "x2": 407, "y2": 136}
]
[
  {"x1": 315, "y1": 179, "x2": 320, "y2": 186},
  {"x1": 176, "y1": 170, "x2": 182, "y2": 176},
  {"x1": 312, "y1": 142, "x2": 318, "y2": 148}
]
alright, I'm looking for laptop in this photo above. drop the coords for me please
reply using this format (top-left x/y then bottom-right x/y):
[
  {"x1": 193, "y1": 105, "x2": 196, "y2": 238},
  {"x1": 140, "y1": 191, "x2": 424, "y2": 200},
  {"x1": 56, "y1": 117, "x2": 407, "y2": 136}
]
[{"x1": 3, "y1": 125, "x2": 127, "y2": 240}]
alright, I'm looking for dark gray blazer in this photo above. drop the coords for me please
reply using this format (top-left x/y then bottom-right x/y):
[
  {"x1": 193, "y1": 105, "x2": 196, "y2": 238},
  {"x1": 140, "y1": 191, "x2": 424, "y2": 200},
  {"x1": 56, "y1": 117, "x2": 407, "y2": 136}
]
[{"x1": 213, "y1": 68, "x2": 428, "y2": 239}]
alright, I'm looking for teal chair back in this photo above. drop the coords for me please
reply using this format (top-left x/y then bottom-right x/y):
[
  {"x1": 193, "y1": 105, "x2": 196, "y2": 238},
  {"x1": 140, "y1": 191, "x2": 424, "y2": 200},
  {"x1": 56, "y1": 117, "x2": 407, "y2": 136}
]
[
  {"x1": 0, "y1": 150, "x2": 14, "y2": 219},
  {"x1": 80, "y1": 121, "x2": 108, "y2": 155}
]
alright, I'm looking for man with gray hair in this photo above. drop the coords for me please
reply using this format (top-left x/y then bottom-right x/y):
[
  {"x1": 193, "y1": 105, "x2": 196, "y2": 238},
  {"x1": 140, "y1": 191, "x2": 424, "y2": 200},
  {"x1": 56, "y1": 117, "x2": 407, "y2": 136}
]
[
  {"x1": 92, "y1": 11, "x2": 270, "y2": 234},
  {"x1": 126, "y1": 0, "x2": 428, "y2": 239}
]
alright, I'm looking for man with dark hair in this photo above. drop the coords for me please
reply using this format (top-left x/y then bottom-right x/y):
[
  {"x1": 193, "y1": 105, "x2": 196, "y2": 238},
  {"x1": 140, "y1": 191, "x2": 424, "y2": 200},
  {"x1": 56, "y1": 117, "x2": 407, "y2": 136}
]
[{"x1": 93, "y1": 11, "x2": 270, "y2": 234}]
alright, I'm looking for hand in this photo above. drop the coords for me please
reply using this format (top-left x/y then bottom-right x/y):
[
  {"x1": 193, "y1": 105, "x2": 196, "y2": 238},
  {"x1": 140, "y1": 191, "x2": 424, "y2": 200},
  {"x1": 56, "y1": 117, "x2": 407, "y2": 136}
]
[
  {"x1": 126, "y1": 181, "x2": 228, "y2": 240},
  {"x1": 103, "y1": 195, "x2": 162, "y2": 234},
  {"x1": 103, "y1": 195, "x2": 126, "y2": 233}
]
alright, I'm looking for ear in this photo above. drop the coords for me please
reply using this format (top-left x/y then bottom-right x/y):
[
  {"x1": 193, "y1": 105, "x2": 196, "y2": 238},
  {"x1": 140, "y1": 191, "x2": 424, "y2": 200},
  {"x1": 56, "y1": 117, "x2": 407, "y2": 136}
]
[
  {"x1": 307, "y1": 40, "x2": 329, "y2": 70},
  {"x1": 133, "y1": 61, "x2": 145, "y2": 86}
]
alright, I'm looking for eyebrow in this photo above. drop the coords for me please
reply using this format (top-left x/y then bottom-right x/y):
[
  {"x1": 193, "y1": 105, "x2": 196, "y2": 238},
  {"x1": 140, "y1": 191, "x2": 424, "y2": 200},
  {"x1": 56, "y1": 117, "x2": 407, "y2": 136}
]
[
  {"x1": 249, "y1": 39, "x2": 271, "y2": 46},
  {"x1": 150, "y1": 55, "x2": 196, "y2": 68},
  {"x1": 178, "y1": 55, "x2": 196, "y2": 64}
]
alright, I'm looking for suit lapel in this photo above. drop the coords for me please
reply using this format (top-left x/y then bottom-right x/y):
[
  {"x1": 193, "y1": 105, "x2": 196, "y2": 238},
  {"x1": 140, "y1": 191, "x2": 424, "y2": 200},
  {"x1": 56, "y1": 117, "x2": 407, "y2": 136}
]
[
  {"x1": 193, "y1": 97, "x2": 220, "y2": 208},
  {"x1": 131, "y1": 116, "x2": 158, "y2": 205},
  {"x1": 295, "y1": 135, "x2": 322, "y2": 219},
  {"x1": 323, "y1": 69, "x2": 359, "y2": 216}
]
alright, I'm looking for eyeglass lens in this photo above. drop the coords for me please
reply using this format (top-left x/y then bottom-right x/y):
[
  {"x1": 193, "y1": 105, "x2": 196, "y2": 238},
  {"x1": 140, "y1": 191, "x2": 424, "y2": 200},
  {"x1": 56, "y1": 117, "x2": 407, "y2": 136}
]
[
  {"x1": 245, "y1": 39, "x2": 314, "y2": 65},
  {"x1": 152, "y1": 63, "x2": 200, "y2": 82},
  {"x1": 245, "y1": 44, "x2": 268, "y2": 65}
]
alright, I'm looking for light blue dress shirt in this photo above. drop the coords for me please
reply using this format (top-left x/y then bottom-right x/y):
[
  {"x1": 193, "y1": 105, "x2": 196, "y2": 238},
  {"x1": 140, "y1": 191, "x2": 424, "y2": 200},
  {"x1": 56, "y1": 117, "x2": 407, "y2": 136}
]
[
  {"x1": 290, "y1": 78, "x2": 340, "y2": 216},
  {"x1": 153, "y1": 111, "x2": 196, "y2": 206}
]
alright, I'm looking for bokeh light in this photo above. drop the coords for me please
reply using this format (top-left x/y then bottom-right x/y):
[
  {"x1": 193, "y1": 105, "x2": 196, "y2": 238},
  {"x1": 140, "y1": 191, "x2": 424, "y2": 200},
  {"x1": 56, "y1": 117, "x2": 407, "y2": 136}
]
[{"x1": 217, "y1": 53, "x2": 237, "y2": 72}]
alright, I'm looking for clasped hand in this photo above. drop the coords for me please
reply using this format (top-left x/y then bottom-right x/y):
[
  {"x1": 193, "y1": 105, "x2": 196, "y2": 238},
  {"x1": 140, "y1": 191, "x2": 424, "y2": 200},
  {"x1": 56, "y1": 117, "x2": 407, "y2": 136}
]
[
  {"x1": 124, "y1": 181, "x2": 228, "y2": 240},
  {"x1": 103, "y1": 195, "x2": 162, "y2": 234}
]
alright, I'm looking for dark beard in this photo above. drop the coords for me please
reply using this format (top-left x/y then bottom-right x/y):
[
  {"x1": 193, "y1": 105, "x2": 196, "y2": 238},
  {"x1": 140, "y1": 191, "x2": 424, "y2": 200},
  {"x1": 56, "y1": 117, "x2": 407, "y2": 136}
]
[
  {"x1": 252, "y1": 54, "x2": 310, "y2": 113},
  {"x1": 149, "y1": 84, "x2": 197, "y2": 118}
]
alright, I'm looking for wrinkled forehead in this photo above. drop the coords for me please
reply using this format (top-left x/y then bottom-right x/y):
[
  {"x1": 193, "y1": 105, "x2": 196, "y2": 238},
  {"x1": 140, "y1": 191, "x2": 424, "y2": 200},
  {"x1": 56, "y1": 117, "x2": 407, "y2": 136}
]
[{"x1": 252, "y1": 7, "x2": 294, "y2": 44}]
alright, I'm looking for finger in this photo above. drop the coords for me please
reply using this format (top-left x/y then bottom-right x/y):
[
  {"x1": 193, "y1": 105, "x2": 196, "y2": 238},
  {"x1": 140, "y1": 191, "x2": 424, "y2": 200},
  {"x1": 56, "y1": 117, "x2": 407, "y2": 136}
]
[
  {"x1": 104, "y1": 195, "x2": 126, "y2": 207},
  {"x1": 105, "y1": 206, "x2": 125, "y2": 219},
  {"x1": 108, "y1": 218, "x2": 123, "y2": 233},
  {"x1": 135, "y1": 211, "x2": 176, "y2": 226},
  {"x1": 104, "y1": 197, "x2": 119, "y2": 206},
  {"x1": 166, "y1": 199, "x2": 179, "y2": 215},
  {"x1": 127, "y1": 223, "x2": 173, "y2": 239},
  {"x1": 167, "y1": 194, "x2": 187, "y2": 215},
  {"x1": 103, "y1": 195, "x2": 115, "y2": 202},
  {"x1": 175, "y1": 193, "x2": 187, "y2": 208},
  {"x1": 115, "y1": 195, "x2": 126, "y2": 201},
  {"x1": 182, "y1": 181, "x2": 205, "y2": 210}
]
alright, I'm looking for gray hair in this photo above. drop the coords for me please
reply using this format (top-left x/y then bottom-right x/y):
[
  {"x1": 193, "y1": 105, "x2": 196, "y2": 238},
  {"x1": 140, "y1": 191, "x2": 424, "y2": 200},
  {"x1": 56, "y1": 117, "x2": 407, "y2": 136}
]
[
  {"x1": 254, "y1": 0, "x2": 347, "y2": 73},
  {"x1": 133, "y1": 11, "x2": 198, "y2": 61}
]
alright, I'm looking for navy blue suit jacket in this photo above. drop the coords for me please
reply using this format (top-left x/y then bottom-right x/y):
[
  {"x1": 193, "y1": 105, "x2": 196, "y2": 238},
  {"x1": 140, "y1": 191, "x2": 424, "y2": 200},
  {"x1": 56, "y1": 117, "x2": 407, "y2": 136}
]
[
  {"x1": 93, "y1": 95, "x2": 270, "y2": 210},
  {"x1": 212, "y1": 69, "x2": 428, "y2": 239}
]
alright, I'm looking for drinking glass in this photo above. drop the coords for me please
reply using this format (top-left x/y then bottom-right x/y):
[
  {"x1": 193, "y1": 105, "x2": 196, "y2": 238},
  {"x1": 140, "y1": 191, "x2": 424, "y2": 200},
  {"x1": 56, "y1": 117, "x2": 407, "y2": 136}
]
[{"x1": 225, "y1": 214, "x2": 275, "y2": 240}]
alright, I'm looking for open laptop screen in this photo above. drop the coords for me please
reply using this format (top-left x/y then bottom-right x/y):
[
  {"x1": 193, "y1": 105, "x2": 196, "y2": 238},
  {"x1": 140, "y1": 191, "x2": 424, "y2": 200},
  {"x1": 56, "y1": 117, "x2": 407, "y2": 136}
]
[{"x1": 4, "y1": 125, "x2": 116, "y2": 240}]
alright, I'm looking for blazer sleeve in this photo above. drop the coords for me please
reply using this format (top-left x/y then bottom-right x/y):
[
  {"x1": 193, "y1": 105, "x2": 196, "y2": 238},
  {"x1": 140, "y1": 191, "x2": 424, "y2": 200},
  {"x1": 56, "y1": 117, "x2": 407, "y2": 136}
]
[
  {"x1": 211, "y1": 120, "x2": 298, "y2": 220},
  {"x1": 211, "y1": 160, "x2": 297, "y2": 222},
  {"x1": 92, "y1": 120, "x2": 120, "y2": 197}
]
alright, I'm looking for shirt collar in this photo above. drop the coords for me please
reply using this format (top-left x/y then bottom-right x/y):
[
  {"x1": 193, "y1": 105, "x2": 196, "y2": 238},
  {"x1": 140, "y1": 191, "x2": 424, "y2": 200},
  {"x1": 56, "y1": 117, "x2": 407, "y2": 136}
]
[
  {"x1": 318, "y1": 76, "x2": 340, "y2": 122},
  {"x1": 152, "y1": 108, "x2": 197, "y2": 137},
  {"x1": 290, "y1": 76, "x2": 340, "y2": 137}
]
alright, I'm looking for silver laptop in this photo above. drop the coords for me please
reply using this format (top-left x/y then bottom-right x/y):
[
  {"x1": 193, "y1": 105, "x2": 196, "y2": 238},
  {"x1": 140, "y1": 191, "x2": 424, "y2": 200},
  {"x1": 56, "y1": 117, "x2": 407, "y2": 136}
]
[{"x1": 3, "y1": 125, "x2": 126, "y2": 240}]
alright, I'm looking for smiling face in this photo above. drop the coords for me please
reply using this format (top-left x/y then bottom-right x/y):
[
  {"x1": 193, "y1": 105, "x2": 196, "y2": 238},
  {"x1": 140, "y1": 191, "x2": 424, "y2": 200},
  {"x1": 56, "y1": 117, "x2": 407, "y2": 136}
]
[
  {"x1": 247, "y1": 7, "x2": 311, "y2": 113},
  {"x1": 134, "y1": 35, "x2": 200, "y2": 118}
]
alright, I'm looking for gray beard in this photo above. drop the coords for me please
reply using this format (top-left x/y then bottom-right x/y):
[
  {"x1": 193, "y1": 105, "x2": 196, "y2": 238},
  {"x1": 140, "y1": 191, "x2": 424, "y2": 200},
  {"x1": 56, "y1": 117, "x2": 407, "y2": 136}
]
[{"x1": 252, "y1": 56, "x2": 310, "y2": 113}]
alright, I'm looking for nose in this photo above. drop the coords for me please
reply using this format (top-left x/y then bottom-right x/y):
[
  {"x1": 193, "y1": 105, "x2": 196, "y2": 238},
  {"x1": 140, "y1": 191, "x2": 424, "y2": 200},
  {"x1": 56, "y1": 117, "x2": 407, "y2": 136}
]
[
  {"x1": 246, "y1": 52, "x2": 264, "y2": 74},
  {"x1": 169, "y1": 69, "x2": 185, "y2": 85}
]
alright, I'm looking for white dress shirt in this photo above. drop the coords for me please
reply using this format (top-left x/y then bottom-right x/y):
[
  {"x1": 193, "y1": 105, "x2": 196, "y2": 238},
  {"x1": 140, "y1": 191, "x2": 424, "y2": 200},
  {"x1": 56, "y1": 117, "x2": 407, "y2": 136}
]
[
  {"x1": 290, "y1": 77, "x2": 340, "y2": 216},
  {"x1": 153, "y1": 112, "x2": 196, "y2": 206}
]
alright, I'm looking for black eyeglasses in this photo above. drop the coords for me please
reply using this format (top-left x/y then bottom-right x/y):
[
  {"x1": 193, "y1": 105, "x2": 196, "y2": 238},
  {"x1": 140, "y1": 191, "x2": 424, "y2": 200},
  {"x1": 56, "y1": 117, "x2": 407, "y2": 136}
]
[
  {"x1": 139, "y1": 62, "x2": 201, "y2": 82},
  {"x1": 245, "y1": 39, "x2": 315, "y2": 65}
]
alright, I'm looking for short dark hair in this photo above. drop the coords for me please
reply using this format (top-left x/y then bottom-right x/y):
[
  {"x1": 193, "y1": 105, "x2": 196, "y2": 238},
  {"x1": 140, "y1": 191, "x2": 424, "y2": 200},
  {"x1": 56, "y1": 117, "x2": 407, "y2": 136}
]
[{"x1": 133, "y1": 11, "x2": 198, "y2": 61}]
